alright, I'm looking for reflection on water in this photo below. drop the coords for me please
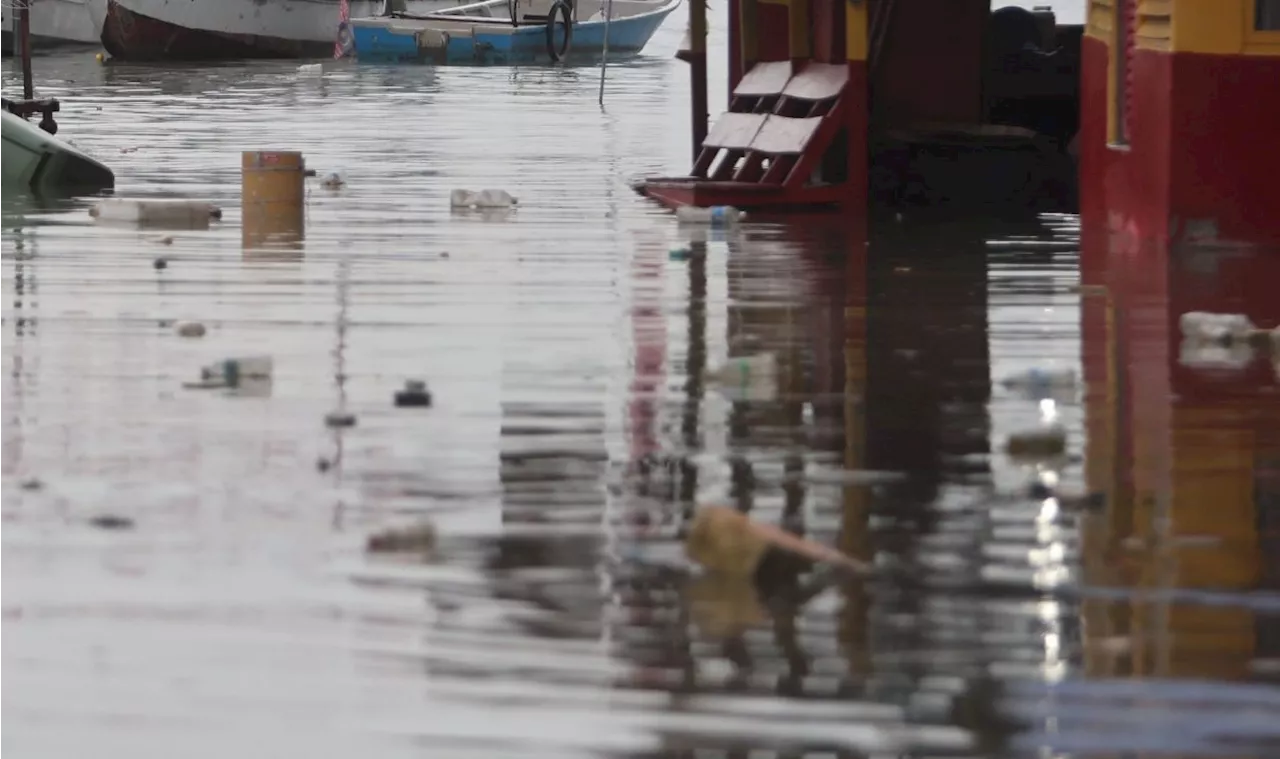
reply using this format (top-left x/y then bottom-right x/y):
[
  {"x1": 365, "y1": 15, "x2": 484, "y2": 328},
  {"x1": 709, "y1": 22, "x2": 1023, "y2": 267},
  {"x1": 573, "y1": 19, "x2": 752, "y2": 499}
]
[{"x1": 5, "y1": 35, "x2": 1280, "y2": 759}]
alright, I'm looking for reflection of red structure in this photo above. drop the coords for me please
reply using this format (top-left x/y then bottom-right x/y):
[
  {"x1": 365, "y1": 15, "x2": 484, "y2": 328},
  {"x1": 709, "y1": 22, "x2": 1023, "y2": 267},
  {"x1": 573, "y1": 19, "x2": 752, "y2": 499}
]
[
  {"x1": 1080, "y1": 235, "x2": 1280, "y2": 679},
  {"x1": 1079, "y1": 1, "x2": 1280, "y2": 251},
  {"x1": 628, "y1": 242, "x2": 666, "y2": 467}
]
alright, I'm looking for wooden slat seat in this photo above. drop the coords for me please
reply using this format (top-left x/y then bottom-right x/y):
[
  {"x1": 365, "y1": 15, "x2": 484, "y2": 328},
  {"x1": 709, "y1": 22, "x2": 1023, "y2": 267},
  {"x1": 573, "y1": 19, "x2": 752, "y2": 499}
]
[
  {"x1": 780, "y1": 63, "x2": 848, "y2": 102},
  {"x1": 750, "y1": 115, "x2": 823, "y2": 155},
  {"x1": 733, "y1": 61, "x2": 793, "y2": 98},
  {"x1": 704, "y1": 112, "x2": 768, "y2": 150}
]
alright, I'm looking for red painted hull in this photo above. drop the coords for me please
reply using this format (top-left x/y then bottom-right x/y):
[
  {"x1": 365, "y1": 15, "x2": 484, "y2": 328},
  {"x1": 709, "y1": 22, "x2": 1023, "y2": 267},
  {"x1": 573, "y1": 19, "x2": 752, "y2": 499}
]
[
  {"x1": 100, "y1": 0, "x2": 330, "y2": 61},
  {"x1": 1080, "y1": 37, "x2": 1280, "y2": 256}
]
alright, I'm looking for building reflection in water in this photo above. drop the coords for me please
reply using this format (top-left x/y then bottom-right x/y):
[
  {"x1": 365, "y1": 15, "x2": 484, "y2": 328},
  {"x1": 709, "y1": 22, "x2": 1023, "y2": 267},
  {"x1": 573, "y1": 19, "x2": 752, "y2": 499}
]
[
  {"x1": 480, "y1": 212, "x2": 1280, "y2": 758},
  {"x1": 1078, "y1": 239, "x2": 1280, "y2": 683}
]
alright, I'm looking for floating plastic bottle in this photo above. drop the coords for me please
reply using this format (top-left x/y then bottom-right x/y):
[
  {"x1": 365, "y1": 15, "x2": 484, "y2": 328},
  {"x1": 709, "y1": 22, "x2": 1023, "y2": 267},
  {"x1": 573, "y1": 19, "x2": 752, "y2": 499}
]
[
  {"x1": 1179, "y1": 311, "x2": 1257, "y2": 343},
  {"x1": 200, "y1": 356, "x2": 273, "y2": 386},
  {"x1": 675, "y1": 205, "x2": 747, "y2": 225},
  {"x1": 999, "y1": 367, "x2": 1077, "y2": 392},
  {"x1": 707, "y1": 352, "x2": 778, "y2": 401},
  {"x1": 449, "y1": 188, "x2": 518, "y2": 209}
]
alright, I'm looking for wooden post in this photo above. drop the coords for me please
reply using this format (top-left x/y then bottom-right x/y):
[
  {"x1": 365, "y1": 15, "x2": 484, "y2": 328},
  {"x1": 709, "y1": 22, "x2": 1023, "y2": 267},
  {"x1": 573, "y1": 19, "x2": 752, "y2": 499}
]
[
  {"x1": 19, "y1": 1, "x2": 35, "y2": 100},
  {"x1": 689, "y1": 0, "x2": 708, "y2": 163}
]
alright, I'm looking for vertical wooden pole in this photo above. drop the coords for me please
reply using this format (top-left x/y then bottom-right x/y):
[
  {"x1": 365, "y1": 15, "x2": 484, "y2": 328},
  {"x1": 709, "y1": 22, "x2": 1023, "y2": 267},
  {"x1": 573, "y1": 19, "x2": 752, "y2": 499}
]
[
  {"x1": 690, "y1": 0, "x2": 708, "y2": 163},
  {"x1": 729, "y1": 0, "x2": 742, "y2": 92},
  {"x1": 19, "y1": 1, "x2": 35, "y2": 100}
]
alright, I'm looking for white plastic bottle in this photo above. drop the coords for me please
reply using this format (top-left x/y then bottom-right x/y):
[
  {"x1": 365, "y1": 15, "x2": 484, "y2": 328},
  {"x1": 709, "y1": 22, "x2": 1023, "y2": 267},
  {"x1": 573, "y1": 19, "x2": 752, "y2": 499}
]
[
  {"x1": 1179, "y1": 311, "x2": 1256, "y2": 342},
  {"x1": 675, "y1": 205, "x2": 747, "y2": 225}
]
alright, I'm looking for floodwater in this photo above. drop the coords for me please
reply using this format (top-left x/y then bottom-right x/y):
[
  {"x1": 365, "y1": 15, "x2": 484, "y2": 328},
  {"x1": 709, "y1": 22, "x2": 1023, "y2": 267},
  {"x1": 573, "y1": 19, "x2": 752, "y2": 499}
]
[{"x1": 5, "y1": 9, "x2": 1280, "y2": 759}]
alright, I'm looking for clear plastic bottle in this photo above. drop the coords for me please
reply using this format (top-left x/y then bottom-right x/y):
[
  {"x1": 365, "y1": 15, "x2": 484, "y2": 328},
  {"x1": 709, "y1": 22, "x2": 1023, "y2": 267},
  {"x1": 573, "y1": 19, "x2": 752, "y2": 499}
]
[
  {"x1": 675, "y1": 205, "x2": 747, "y2": 225},
  {"x1": 1179, "y1": 311, "x2": 1256, "y2": 342}
]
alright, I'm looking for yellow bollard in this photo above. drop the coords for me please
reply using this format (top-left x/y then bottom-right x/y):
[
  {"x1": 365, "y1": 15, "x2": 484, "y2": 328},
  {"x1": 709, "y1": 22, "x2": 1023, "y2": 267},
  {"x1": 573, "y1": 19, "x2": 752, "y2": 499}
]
[{"x1": 241, "y1": 150, "x2": 306, "y2": 254}]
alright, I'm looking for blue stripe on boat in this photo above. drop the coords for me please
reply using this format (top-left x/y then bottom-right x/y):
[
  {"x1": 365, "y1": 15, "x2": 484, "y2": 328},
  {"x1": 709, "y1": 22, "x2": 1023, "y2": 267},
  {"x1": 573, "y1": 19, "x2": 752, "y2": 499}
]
[{"x1": 351, "y1": 0, "x2": 679, "y2": 65}]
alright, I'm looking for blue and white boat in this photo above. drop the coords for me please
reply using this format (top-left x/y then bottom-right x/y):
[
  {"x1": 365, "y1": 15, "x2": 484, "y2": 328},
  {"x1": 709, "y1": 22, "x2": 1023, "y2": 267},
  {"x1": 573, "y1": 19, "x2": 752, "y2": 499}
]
[{"x1": 350, "y1": 0, "x2": 679, "y2": 65}]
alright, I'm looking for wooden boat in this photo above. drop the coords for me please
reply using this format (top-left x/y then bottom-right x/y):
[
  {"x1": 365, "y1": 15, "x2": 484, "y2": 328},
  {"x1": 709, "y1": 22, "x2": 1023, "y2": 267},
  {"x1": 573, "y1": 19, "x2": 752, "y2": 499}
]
[
  {"x1": 2, "y1": 107, "x2": 114, "y2": 195},
  {"x1": 350, "y1": 0, "x2": 679, "y2": 64},
  {"x1": 97, "y1": 0, "x2": 456, "y2": 61},
  {"x1": 1, "y1": 0, "x2": 103, "y2": 53}
]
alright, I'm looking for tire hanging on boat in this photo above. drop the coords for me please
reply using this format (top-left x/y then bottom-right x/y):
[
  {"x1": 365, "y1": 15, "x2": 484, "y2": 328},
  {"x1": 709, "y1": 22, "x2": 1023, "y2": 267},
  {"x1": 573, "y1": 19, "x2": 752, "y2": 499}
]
[{"x1": 545, "y1": 0, "x2": 573, "y2": 62}]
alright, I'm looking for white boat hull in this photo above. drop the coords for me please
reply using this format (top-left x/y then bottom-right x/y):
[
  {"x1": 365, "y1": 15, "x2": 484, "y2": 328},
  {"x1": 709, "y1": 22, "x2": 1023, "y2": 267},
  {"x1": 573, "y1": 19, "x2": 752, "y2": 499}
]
[
  {"x1": 2, "y1": 110, "x2": 114, "y2": 195},
  {"x1": 2, "y1": 0, "x2": 103, "y2": 51},
  {"x1": 101, "y1": 0, "x2": 465, "y2": 60}
]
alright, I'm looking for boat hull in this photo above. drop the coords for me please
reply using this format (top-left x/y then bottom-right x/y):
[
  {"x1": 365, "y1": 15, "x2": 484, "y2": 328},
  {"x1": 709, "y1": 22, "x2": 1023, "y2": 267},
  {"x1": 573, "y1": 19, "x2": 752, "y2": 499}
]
[
  {"x1": 2, "y1": 110, "x2": 115, "y2": 196},
  {"x1": 1, "y1": 0, "x2": 103, "y2": 53},
  {"x1": 351, "y1": 0, "x2": 678, "y2": 64},
  {"x1": 99, "y1": 0, "x2": 463, "y2": 61}
]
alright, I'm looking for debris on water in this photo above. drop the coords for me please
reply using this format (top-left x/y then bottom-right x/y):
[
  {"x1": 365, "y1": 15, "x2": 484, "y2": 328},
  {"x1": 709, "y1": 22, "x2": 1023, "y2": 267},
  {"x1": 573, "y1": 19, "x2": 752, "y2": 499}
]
[
  {"x1": 196, "y1": 356, "x2": 273, "y2": 388},
  {"x1": 440, "y1": 252, "x2": 450, "y2": 258},
  {"x1": 119, "y1": 146, "x2": 138, "y2": 154},
  {"x1": 19, "y1": 477, "x2": 44, "y2": 491},
  {"x1": 675, "y1": 205, "x2": 746, "y2": 225},
  {"x1": 182, "y1": 378, "x2": 228, "y2": 390},
  {"x1": 450, "y1": 189, "x2": 518, "y2": 209},
  {"x1": 707, "y1": 352, "x2": 778, "y2": 401},
  {"x1": 90, "y1": 198, "x2": 223, "y2": 228},
  {"x1": 685, "y1": 505, "x2": 872, "y2": 579},
  {"x1": 297, "y1": 63, "x2": 323, "y2": 76},
  {"x1": 324, "y1": 410, "x2": 357, "y2": 428},
  {"x1": 175, "y1": 321, "x2": 206, "y2": 338},
  {"x1": 316, "y1": 457, "x2": 331, "y2": 473},
  {"x1": 366, "y1": 521, "x2": 437, "y2": 553},
  {"x1": 153, "y1": 235, "x2": 174, "y2": 245},
  {"x1": 1000, "y1": 367, "x2": 1078, "y2": 399},
  {"x1": 1179, "y1": 338, "x2": 1256, "y2": 371},
  {"x1": 668, "y1": 246, "x2": 692, "y2": 261},
  {"x1": 320, "y1": 172, "x2": 345, "y2": 189},
  {"x1": 1005, "y1": 425, "x2": 1068, "y2": 459},
  {"x1": 88, "y1": 514, "x2": 135, "y2": 531},
  {"x1": 153, "y1": 257, "x2": 168, "y2": 270},
  {"x1": 393, "y1": 379, "x2": 432, "y2": 408},
  {"x1": 1179, "y1": 311, "x2": 1264, "y2": 344}
]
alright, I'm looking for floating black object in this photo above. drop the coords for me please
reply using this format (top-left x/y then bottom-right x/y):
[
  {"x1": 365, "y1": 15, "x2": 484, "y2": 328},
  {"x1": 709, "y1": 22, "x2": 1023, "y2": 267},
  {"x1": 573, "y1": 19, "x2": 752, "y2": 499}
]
[{"x1": 394, "y1": 379, "x2": 432, "y2": 408}]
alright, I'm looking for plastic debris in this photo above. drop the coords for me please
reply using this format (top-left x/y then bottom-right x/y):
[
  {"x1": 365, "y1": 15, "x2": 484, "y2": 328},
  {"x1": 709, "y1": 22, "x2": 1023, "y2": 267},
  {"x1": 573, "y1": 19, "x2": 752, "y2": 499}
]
[
  {"x1": 450, "y1": 189, "x2": 518, "y2": 209},
  {"x1": 175, "y1": 321, "x2": 206, "y2": 338},
  {"x1": 90, "y1": 198, "x2": 223, "y2": 229},
  {"x1": 675, "y1": 205, "x2": 747, "y2": 225},
  {"x1": 707, "y1": 352, "x2": 778, "y2": 401},
  {"x1": 1000, "y1": 367, "x2": 1078, "y2": 400},
  {"x1": 1179, "y1": 311, "x2": 1258, "y2": 344},
  {"x1": 367, "y1": 521, "x2": 437, "y2": 553},
  {"x1": 394, "y1": 379, "x2": 432, "y2": 408},
  {"x1": 685, "y1": 505, "x2": 872, "y2": 578},
  {"x1": 297, "y1": 63, "x2": 323, "y2": 76},
  {"x1": 1179, "y1": 338, "x2": 1256, "y2": 371},
  {"x1": 320, "y1": 172, "x2": 345, "y2": 189},
  {"x1": 1005, "y1": 424, "x2": 1068, "y2": 459},
  {"x1": 153, "y1": 257, "x2": 168, "y2": 270},
  {"x1": 88, "y1": 514, "x2": 135, "y2": 530},
  {"x1": 668, "y1": 246, "x2": 692, "y2": 262},
  {"x1": 19, "y1": 477, "x2": 43, "y2": 491},
  {"x1": 324, "y1": 410, "x2": 357, "y2": 428},
  {"x1": 187, "y1": 356, "x2": 273, "y2": 390}
]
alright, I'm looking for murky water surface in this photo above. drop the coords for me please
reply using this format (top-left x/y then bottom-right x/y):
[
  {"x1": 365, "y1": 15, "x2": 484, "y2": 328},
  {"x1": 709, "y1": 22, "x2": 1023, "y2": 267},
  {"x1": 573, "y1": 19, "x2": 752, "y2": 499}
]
[{"x1": 5, "y1": 14, "x2": 1280, "y2": 758}]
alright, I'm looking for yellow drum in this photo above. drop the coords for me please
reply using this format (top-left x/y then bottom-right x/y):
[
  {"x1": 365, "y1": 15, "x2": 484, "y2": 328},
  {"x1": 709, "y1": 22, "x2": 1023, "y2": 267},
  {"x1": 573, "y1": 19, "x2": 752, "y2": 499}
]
[{"x1": 241, "y1": 150, "x2": 306, "y2": 252}]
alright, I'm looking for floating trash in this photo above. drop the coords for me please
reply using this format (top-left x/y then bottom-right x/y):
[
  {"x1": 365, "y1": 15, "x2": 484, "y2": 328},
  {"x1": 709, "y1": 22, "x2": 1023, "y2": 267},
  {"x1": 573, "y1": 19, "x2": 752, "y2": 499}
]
[
  {"x1": 366, "y1": 521, "x2": 437, "y2": 553},
  {"x1": 324, "y1": 410, "x2": 357, "y2": 428},
  {"x1": 185, "y1": 356, "x2": 273, "y2": 390},
  {"x1": 88, "y1": 514, "x2": 135, "y2": 531},
  {"x1": 449, "y1": 188, "x2": 518, "y2": 209},
  {"x1": 393, "y1": 379, "x2": 432, "y2": 408},
  {"x1": 675, "y1": 205, "x2": 746, "y2": 225},
  {"x1": 320, "y1": 172, "x2": 345, "y2": 189},
  {"x1": 175, "y1": 321, "x2": 206, "y2": 338},
  {"x1": 90, "y1": 198, "x2": 222, "y2": 229},
  {"x1": 1005, "y1": 425, "x2": 1068, "y2": 459}
]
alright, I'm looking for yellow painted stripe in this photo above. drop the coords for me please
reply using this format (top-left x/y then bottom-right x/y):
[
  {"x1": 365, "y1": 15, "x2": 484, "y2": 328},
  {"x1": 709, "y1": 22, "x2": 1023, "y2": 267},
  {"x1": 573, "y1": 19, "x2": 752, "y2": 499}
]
[
  {"x1": 846, "y1": 0, "x2": 867, "y2": 61},
  {"x1": 1173, "y1": 0, "x2": 1280, "y2": 56}
]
